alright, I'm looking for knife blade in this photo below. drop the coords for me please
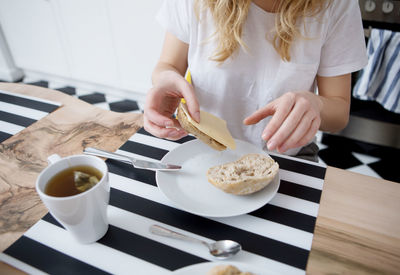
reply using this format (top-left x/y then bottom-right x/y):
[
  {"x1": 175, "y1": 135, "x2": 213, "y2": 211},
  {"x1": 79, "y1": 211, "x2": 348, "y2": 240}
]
[{"x1": 83, "y1": 147, "x2": 181, "y2": 172}]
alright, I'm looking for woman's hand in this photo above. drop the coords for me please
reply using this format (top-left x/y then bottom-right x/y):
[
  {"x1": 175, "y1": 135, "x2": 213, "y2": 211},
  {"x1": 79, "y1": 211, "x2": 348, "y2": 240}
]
[
  {"x1": 244, "y1": 74, "x2": 351, "y2": 153},
  {"x1": 144, "y1": 31, "x2": 200, "y2": 140},
  {"x1": 144, "y1": 70, "x2": 200, "y2": 140},
  {"x1": 243, "y1": 91, "x2": 323, "y2": 153}
]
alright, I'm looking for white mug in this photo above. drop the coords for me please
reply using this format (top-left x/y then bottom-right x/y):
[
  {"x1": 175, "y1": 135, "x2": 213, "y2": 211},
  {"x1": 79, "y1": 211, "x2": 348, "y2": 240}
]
[{"x1": 36, "y1": 154, "x2": 110, "y2": 244}]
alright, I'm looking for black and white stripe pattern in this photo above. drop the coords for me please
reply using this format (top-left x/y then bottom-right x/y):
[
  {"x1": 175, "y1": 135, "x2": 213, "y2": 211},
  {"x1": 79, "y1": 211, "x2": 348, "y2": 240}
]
[
  {"x1": 0, "y1": 90, "x2": 60, "y2": 143},
  {"x1": 12, "y1": 78, "x2": 396, "y2": 181},
  {"x1": 1, "y1": 125, "x2": 326, "y2": 275}
]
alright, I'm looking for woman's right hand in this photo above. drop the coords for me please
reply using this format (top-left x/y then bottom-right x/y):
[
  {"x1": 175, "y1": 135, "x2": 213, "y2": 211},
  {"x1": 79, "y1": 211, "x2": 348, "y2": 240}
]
[{"x1": 144, "y1": 70, "x2": 200, "y2": 140}]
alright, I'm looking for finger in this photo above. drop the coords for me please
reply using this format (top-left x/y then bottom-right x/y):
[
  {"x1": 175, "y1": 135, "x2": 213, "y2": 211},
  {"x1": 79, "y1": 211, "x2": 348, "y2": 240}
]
[
  {"x1": 169, "y1": 118, "x2": 187, "y2": 132},
  {"x1": 144, "y1": 87, "x2": 174, "y2": 127},
  {"x1": 144, "y1": 86, "x2": 162, "y2": 110},
  {"x1": 145, "y1": 108, "x2": 175, "y2": 128},
  {"x1": 243, "y1": 103, "x2": 275, "y2": 125},
  {"x1": 293, "y1": 118, "x2": 320, "y2": 149},
  {"x1": 262, "y1": 102, "x2": 296, "y2": 145},
  {"x1": 143, "y1": 115, "x2": 174, "y2": 138},
  {"x1": 159, "y1": 117, "x2": 188, "y2": 140},
  {"x1": 165, "y1": 130, "x2": 188, "y2": 141},
  {"x1": 267, "y1": 103, "x2": 307, "y2": 151},
  {"x1": 179, "y1": 81, "x2": 200, "y2": 123},
  {"x1": 277, "y1": 111, "x2": 315, "y2": 153},
  {"x1": 144, "y1": 116, "x2": 187, "y2": 140}
]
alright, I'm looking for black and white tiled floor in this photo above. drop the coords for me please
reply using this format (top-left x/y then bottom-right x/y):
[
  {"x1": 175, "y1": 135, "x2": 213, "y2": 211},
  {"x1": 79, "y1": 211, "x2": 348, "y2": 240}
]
[
  {"x1": 4, "y1": 78, "x2": 399, "y2": 183},
  {"x1": 316, "y1": 132, "x2": 399, "y2": 182},
  {"x1": 20, "y1": 79, "x2": 144, "y2": 114}
]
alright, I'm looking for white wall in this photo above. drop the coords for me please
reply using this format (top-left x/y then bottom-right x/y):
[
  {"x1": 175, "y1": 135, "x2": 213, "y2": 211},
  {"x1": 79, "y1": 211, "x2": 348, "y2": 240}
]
[
  {"x1": 0, "y1": 0, "x2": 165, "y2": 98},
  {"x1": 0, "y1": 0, "x2": 70, "y2": 77},
  {"x1": 0, "y1": 24, "x2": 23, "y2": 82}
]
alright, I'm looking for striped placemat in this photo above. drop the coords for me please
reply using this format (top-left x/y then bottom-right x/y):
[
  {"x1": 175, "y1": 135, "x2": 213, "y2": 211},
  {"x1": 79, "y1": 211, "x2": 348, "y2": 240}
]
[
  {"x1": 1, "y1": 127, "x2": 326, "y2": 275},
  {"x1": 0, "y1": 90, "x2": 61, "y2": 143}
]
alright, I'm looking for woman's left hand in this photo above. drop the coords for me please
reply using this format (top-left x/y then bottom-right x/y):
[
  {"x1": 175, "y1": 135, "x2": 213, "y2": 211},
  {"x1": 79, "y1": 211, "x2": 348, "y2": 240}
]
[{"x1": 243, "y1": 91, "x2": 323, "y2": 153}]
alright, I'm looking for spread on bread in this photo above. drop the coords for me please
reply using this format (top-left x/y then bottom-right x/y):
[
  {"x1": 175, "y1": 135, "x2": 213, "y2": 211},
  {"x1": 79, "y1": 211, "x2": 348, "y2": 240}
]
[{"x1": 177, "y1": 101, "x2": 236, "y2": 151}]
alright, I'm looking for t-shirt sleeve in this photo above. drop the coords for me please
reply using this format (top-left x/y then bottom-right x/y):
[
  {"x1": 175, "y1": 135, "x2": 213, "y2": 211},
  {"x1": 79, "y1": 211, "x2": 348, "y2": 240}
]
[
  {"x1": 156, "y1": 0, "x2": 192, "y2": 44},
  {"x1": 317, "y1": 0, "x2": 368, "y2": 77}
]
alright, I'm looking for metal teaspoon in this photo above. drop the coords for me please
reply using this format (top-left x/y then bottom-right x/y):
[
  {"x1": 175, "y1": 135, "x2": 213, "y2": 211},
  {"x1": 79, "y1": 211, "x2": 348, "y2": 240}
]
[{"x1": 150, "y1": 224, "x2": 242, "y2": 259}]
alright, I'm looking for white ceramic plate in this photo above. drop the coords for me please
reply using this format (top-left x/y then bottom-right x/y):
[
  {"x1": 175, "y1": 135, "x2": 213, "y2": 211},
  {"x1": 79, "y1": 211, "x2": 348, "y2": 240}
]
[
  {"x1": 156, "y1": 139, "x2": 280, "y2": 217},
  {"x1": 173, "y1": 261, "x2": 269, "y2": 275}
]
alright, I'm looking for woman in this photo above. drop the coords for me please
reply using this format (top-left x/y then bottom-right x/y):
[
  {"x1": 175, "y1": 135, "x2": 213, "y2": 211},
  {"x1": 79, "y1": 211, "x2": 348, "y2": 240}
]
[{"x1": 144, "y1": 0, "x2": 367, "y2": 161}]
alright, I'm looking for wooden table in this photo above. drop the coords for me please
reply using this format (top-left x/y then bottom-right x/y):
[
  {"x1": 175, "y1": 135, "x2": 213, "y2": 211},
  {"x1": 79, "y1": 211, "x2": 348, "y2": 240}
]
[{"x1": 0, "y1": 83, "x2": 399, "y2": 274}]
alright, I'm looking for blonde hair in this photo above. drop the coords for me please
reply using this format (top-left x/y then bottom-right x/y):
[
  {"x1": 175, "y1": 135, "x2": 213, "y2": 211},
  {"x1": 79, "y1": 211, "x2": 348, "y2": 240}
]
[{"x1": 196, "y1": 0, "x2": 328, "y2": 62}]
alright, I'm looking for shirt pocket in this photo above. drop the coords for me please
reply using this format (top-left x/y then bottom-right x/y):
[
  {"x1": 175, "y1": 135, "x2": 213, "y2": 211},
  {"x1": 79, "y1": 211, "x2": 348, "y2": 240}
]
[{"x1": 269, "y1": 62, "x2": 319, "y2": 100}]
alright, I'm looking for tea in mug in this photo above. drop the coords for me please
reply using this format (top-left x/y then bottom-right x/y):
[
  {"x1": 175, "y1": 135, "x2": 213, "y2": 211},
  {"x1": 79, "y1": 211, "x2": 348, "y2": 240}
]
[{"x1": 45, "y1": 165, "x2": 103, "y2": 197}]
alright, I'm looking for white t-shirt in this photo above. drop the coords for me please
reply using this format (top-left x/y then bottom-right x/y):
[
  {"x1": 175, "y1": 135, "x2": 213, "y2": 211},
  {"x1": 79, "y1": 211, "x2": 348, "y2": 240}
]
[{"x1": 157, "y1": 0, "x2": 367, "y2": 155}]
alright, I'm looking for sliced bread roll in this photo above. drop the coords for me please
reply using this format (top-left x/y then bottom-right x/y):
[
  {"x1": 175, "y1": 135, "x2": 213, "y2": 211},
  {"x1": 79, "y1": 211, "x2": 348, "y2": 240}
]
[
  {"x1": 207, "y1": 264, "x2": 254, "y2": 275},
  {"x1": 176, "y1": 101, "x2": 236, "y2": 151},
  {"x1": 207, "y1": 153, "x2": 279, "y2": 195},
  {"x1": 177, "y1": 103, "x2": 226, "y2": 151}
]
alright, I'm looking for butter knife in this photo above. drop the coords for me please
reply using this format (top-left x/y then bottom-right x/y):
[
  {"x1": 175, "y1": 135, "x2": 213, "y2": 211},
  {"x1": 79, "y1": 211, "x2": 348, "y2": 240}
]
[{"x1": 83, "y1": 147, "x2": 181, "y2": 172}]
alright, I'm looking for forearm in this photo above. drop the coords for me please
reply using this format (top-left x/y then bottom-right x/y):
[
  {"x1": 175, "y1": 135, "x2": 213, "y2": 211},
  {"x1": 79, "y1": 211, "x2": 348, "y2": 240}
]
[
  {"x1": 151, "y1": 62, "x2": 186, "y2": 85},
  {"x1": 318, "y1": 95, "x2": 350, "y2": 132},
  {"x1": 152, "y1": 31, "x2": 189, "y2": 86},
  {"x1": 316, "y1": 74, "x2": 351, "y2": 133}
]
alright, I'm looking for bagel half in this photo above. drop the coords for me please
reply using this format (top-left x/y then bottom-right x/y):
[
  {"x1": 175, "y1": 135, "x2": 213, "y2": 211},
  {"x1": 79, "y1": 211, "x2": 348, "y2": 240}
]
[
  {"x1": 207, "y1": 153, "x2": 279, "y2": 195},
  {"x1": 207, "y1": 264, "x2": 255, "y2": 275}
]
